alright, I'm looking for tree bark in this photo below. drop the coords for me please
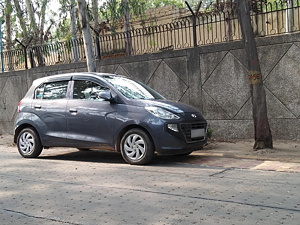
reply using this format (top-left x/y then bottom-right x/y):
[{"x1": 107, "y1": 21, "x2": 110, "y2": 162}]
[
  {"x1": 5, "y1": 0, "x2": 12, "y2": 50},
  {"x1": 25, "y1": 0, "x2": 38, "y2": 38},
  {"x1": 5, "y1": 0, "x2": 13, "y2": 70},
  {"x1": 91, "y1": 0, "x2": 101, "y2": 59},
  {"x1": 13, "y1": 0, "x2": 29, "y2": 43},
  {"x1": 39, "y1": 0, "x2": 48, "y2": 45},
  {"x1": 123, "y1": 0, "x2": 132, "y2": 56},
  {"x1": 223, "y1": 0, "x2": 234, "y2": 42},
  {"x1": 25, "y1": 0, "x2": 45, "y2": 66},
  {"x1": 286, "y1": 0, "x2": 294, "y2": 33},
  {"x1": 70, "y1": 0, "x2": 79, "y2": 62},
  {"x1": 92, "y1": 0, "x2": 99, "y2": 29},
  {"x1": 77, "y1": 0, "x2": 96, "y2": 72},
  {"x1": 237, "y1": 0, "x2": 273, "y2": 149}
]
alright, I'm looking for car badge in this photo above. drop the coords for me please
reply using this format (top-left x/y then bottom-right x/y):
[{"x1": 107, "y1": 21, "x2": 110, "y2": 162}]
[{"x1": 191, "y1": 114, "x2": 197, "y2": 118}]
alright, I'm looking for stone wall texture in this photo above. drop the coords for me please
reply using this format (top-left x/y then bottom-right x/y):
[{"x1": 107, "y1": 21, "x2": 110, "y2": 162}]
[{"x1": 1, "y1": 33, "x2": 300, "y2": 140}]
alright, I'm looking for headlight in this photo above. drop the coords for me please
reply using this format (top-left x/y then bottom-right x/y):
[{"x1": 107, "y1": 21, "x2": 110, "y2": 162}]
[{"x1": 145, "y1": 106, "x2": 180, "y2": 120}]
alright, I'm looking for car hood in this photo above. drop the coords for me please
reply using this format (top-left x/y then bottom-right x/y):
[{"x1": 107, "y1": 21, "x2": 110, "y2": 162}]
[{"x1": 131, "y1": 99, "x2": 201, "y2": 114}]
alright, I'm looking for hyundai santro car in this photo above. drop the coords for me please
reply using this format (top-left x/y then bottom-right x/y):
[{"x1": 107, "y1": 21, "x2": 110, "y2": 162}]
[{"x1": 14, "y1": 73, "x2": 207, "y2": 165}]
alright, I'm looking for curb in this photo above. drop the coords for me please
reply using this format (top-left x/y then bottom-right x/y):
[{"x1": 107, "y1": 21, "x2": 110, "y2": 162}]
[{"x1": 182, "y1": 155, "x2": 300, "y2": 173}]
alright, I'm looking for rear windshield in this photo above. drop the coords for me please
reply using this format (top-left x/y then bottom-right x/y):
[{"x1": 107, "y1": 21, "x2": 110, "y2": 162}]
[{"x1": 102, "y1": 76, "x2": 164, "y2": 100}]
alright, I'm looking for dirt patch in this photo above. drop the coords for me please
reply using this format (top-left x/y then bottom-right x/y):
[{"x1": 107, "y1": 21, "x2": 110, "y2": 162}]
[
  {"x1": 198, "y1": 139, "x2": 300, "y2": 163},
  {"x1": 0, "y1": 134, "x2": 14, "y2": 147}
]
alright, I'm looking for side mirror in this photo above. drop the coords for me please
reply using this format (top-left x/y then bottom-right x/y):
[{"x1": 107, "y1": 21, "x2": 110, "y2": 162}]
[{"x1": 99, "y1": 90, "x2": 113, "y2": 101}]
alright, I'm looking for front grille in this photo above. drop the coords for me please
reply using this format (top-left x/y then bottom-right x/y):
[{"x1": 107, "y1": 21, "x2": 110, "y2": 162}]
[{"x1": 180, "y1": 122, "x2": 207, "y2": 143}]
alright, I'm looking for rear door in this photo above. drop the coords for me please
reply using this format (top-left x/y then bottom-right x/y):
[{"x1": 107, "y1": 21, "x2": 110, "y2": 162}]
[
  {"x1": 66, "y1": 78, "x2": 117, "y2": 147},
  {"x1": 31, "y1": 79, "x2": 70, "y2": 145}
]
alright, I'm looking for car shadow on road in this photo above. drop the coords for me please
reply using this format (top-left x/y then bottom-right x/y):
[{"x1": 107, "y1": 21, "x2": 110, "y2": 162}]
[
  {"x1": 38, "y1": 148, "x2": 197, "y2": 166},
  {"x1": 39, "y1": 149, "x2": 125, "y2": 164}
]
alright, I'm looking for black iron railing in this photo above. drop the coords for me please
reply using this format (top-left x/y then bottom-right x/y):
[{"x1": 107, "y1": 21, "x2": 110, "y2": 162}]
[{"x1": 0, "y1": 0, "x2": 299, "y2": 72}]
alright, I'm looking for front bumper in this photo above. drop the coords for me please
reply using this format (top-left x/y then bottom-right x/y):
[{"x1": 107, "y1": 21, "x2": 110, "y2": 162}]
[{"x1": 148, "y1": 120, "x2": 207, "y2": 155}]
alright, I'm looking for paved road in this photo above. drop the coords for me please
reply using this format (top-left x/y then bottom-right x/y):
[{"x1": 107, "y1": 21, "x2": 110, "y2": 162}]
[{"x1": 1, "y1": 146, "x2": 300, "y2": 225}]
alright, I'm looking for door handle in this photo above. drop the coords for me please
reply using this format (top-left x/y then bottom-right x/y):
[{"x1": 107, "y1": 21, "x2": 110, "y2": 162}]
[
  {"x1": 69, "y1": 108, "x2": 78, "y2": 113},
  {"x1": 34, "y1": 105, "x2": 41, "y2": 109}
]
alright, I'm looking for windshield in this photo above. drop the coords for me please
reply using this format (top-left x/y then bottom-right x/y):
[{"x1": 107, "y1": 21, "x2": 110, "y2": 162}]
[{"x1": 102, "y1": 76, "x2": 165, "y2": 100}]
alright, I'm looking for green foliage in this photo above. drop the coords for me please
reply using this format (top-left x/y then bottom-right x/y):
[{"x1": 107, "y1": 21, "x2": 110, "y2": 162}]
[
  {"x1": 99, "y1": 0, "x2": 147, "y2": 32},
  {"x1": 146, "y1": 0, "x2": 185, "y2": 9},
  {"x1": 53, "y1": 0, "x2": 78, "y2": 41},
  {"x1": 255, "y1": 0, "x2": 300, "y2": 13},
  {"x1": 5, "y1": 1, "x2": 13, "y2": 15},
  {"x1": 58, "y1": 0, "x2": 71, "y2": 16},
  {"x1": 121, "y1": 0, "x2": 147, "y2": 16},
  {"x1": 207, "y1": 126, "x2": 213, "y2": 139},
  {"x1": 144, "y1": 0, "x2": 213, "y2": 9},
  {"x1": 99, "y1": 0, "x2": 122, "y2": 32},
  {"x1": 149, "y1": 40, "x2": 156, "y2": 46},
  {"x1": 6, "y1": 0, "x2": 59, "y2": 46},
  {"x1": 54, "y1": 19, "x2": 72, "y2": 40}
]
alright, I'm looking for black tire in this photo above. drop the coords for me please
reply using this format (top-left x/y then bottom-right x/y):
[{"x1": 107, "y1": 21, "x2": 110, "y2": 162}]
[
  {"x1": 120, "y1": 128, "x2": 154, "y2": 165},
  {"x1": 17, "y1": 128, "x2": 43, "y2": 158}
]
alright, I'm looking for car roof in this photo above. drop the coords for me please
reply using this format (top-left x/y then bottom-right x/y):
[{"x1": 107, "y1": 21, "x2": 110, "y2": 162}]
[
  {"x1": 31, "y1": 72, "x2": 127, "y2": 87},
  {"x1": 25, "y1": 72, "x2": 124, "y2": 98},
  {"x1": 34, "y1": 72, "x2": 122, "y2": 83}
]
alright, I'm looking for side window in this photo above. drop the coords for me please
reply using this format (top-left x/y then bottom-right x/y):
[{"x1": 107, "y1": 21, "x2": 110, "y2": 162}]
[
  {"x1": 73, "y1": 80, "x2": 108, "y2": 101},
  {"x1": 35, "y1": 81, "x2": 68, "y2": 100},
  {"x1": 36, "y1": 85, "x2": 45, "y2": 99}
]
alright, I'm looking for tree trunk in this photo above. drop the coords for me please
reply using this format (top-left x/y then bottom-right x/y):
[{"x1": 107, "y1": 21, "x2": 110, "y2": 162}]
[
  {"x1": 123, "y1": 0, "x2": 132, "y2": 56},
  {"x1": 25, "y1": 0, "x2": 38, "y2": 38},
  {"x1": 286, "y1": 0, "x2": 294, "y2": 33},
  {"x1": 91, "y1": 0, "x2": 101, "y2": 59},
  {"x1": 25, "y1": 0, "x2": 45, "y2": 66},
  {"x1": 39, "y1": 0, "x2": 48, "y2": 45},
  {"x1": 92, "y1": 0, "x2": 99, "y2": 29},
  {"x1": 77, "y1": 0, "x2": 96, "y2": 72},
  {"x1": 237, "y1": 0, "x2": 273, "y2": 149},
  {"x1": 5, "y1": 0, "x2": 13, "y2": 70},
  {"x1": 13, "y1": 0, "x2": 29, "y2": 43},
  {"x1": 70, "y1": 0, "x2": 79, "y2": 62},
  {"x1": 223, "y1": 0, "x2": 234, "y2": 42},
  {"x1": 5, "y1": 0, "x2": 12, "y2": 50}
]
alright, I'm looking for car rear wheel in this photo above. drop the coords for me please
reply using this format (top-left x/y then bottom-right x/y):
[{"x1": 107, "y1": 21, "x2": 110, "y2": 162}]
[
  {"x1": 17, "y1": 128, "x2": 43, "y2": 158},
  {"x1": 120, "y1": 129, "x2": 154, "y2": 165}
]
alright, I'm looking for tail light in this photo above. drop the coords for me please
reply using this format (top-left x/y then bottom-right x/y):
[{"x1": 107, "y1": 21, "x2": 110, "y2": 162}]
[{"x1": 17, "y1": 101, "x2": 21, "y2": 113}]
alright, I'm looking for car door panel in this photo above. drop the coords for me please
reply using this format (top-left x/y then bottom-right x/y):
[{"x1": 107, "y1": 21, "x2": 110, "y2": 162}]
[
  {"x1": 66, "y1": 80, "x2": 117, "y2": 147},
  {"x1": 31, "y1": 99, "x2": 67, "y2": 144},
  {"x1": 31, "y1": 80, "x2": 69, "y2": 145}
]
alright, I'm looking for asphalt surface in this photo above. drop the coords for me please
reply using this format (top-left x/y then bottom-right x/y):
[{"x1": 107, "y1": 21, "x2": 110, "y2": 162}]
[
  {"x1": 1, "y1": 135, "x2": 300, "y2": 224},
  {"x1": 1, "y1": 134, "x2": 300, "y2": 173}
]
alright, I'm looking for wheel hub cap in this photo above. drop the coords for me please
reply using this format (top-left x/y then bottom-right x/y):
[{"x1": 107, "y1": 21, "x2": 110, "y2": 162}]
[
  {"x1": 19, "y1": 132, "x2": 35, "y2": 155},
  {"x1": 124, "y1": 134, "x2": 145, "y2": 161}
]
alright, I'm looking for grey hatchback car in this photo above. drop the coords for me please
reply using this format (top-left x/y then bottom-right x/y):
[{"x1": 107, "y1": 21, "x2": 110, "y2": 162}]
[{"x1": 14, "y1": 72, "x2": 207, "y2": 165}]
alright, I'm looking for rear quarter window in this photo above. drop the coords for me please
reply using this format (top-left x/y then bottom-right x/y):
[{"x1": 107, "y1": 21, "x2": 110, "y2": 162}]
[{"x1": 35, "y1": 81, "x2": 69, "y2": 100}]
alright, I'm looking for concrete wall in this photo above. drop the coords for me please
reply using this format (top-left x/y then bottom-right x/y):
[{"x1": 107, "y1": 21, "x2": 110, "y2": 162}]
[{"x1": 1, "y1": 32, "x2": 300, "y2": 140}]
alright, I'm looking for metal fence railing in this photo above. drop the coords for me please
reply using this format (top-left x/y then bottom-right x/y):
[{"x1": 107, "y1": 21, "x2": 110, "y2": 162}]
[{"x1": 1, "y1": 0, "x2": 299, "y2": 72}]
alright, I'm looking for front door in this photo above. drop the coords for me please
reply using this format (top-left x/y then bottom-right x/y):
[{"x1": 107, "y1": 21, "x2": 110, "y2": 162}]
[{"x1": 66, "y1": 79, "x2": 117, "y2": 148}]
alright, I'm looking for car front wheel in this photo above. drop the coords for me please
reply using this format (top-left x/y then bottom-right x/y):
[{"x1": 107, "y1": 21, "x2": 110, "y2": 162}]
[
  {"x1": 17, "y1": 128, "x2": 43, "y2": 158},
  {"x1": 120, "y1": 129, "x2": 154, "y2": 165}
]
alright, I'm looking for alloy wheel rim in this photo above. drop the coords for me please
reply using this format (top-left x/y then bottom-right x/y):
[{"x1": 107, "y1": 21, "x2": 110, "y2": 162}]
[
  {"x1": 124, "y1": 134, "x2": 146, "y2": 161},
  {"x1": 19, "y1": 132, "x2": 35, "y2": 155}
]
